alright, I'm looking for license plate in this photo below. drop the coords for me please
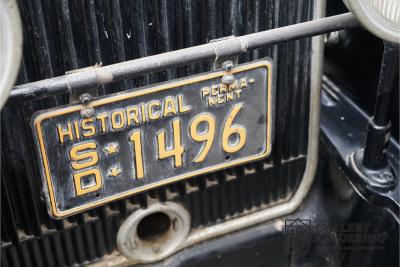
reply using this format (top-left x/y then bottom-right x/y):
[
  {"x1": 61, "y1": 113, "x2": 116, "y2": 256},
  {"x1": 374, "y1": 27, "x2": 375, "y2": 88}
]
[{"x1": 32, "y1": 60, "x2": 272, "y2": 218}]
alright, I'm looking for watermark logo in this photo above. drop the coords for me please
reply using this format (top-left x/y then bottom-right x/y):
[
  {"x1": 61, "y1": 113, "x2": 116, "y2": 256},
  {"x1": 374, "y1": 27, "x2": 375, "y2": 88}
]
[
  {"x1": 284, "y1": 219, "x2": 388, "y2": 255},
  {"x1": 284, "y1": 219, "x2": 312, "y2": 255}
]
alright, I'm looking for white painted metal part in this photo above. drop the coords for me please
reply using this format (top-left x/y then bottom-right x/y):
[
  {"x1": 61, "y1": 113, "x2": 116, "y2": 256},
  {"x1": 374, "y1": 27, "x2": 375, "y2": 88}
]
[
  {"x1": 345, "y1": 0, "x2": 400, "y2": 43},
  {"x1": 0, "y1": 0, "x2": 22, "y2": 109}
]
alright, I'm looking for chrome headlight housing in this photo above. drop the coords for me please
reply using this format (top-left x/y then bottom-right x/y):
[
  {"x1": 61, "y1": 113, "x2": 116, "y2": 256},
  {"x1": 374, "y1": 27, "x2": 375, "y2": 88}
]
[
  {"x1": 0, "y1": 0, "x2": 22, "y2": 109},
  {"x1": 345, "y1": 0, "x2": 400, "y2": 43}
]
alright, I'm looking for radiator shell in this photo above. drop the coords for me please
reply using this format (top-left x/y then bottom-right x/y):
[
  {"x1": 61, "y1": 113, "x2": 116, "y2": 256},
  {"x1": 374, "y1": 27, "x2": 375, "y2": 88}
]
[{"x1": 1, "y1": 0, "x2": 313, "y2": 266}]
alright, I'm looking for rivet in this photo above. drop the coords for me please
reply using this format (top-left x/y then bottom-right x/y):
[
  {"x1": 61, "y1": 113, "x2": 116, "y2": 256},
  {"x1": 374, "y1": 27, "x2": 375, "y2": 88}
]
[
  {"x1": 222, "y1": 60, "x2": 234, "y2": 71},
  {"x1": 79, "y1": 93, "x2": 92, "y2": 105},
  {"x1": 80, "y1": 107, "x2": 94, "y2": 118},
  {"x1": 222, "y1": 74, "x2": 235, "y2": 84}
]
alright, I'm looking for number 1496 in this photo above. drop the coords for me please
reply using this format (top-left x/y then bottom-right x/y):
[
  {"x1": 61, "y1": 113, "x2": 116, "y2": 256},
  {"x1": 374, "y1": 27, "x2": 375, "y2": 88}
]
[{"x1": 129, "y1": 102, "x2": 246, "y2": 178}]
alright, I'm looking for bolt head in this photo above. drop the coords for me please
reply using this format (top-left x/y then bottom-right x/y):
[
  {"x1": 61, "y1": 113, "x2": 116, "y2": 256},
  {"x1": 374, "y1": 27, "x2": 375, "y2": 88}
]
[
  {"x1": 222, "y1": 74, "x2": 235, "y2": 84},
  {"x1": 222, "y1": 60, "x2": 234, "y2": 71},
  {"x1": 79, "y1": 94, "x2": 92, "y2": 104},
  {"x1": 80, "y1": 107, "x2": 94, "y2": 118}
]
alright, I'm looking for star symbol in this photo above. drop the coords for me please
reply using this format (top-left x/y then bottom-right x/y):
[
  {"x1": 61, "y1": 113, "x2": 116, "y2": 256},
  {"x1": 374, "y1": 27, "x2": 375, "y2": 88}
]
[
  {"x1": 108, "y1": 165, "x2": 121, "y2": 177},
  {"x1": 104, "y1": 143, "x2": 119, "y2": 155}
]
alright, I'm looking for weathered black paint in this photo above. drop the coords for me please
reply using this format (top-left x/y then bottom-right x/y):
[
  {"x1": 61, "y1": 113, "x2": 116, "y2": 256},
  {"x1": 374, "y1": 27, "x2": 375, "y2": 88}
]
[
  {"x1": 1, "y1": 0, "x2": 313, "y2": 266},
  {"x1": 33, "y1": 64, "x2": 270, "y2": 216}
]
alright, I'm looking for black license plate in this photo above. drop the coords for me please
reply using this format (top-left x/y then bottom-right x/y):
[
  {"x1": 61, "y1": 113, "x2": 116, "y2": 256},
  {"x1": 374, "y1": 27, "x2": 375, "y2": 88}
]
[{"x1": 32, "y1": 60, "x2": 273, "y2": 218}]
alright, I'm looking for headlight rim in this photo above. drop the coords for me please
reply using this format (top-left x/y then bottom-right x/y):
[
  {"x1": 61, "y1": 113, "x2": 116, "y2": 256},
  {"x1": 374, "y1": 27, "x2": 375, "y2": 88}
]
[
  {"x1": 345, "y1": 0, "x2": 400, "y2": 44},
  {"x1": 0, "y1": 0, "x2": 23, "y2": 109}
]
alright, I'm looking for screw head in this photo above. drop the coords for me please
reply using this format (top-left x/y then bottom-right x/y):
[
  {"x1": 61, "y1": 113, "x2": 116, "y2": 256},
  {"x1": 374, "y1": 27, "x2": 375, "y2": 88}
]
[
  {"x1": 222, "y1": 74, "x2": 235, "y2": 84},
  {"x1": 80, "y1": 107, "x2": 94, "y2": 118},
  {"x1": 222, "y1": 60, "x2": 234, "y2": 71},
  {"x1": 79, "y1": 93, "x2": 92, "y2": 105}
]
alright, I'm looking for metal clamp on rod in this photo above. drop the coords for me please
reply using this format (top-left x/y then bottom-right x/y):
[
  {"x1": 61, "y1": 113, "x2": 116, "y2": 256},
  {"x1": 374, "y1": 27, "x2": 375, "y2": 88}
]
[
  {"x1": 210, "y1": 36, "x2": 247, "y2": 70},
  {"x1": 350, "y1": 42, "x2": 399, "y2": 192},
  {"x1": 66, "y1": 66, "x2": 99, "y2": 104}
]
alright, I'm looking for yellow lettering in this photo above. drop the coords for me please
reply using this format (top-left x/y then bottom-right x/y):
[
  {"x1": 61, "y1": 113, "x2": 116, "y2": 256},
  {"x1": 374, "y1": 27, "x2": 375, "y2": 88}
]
[
  {"x1": 201, "y1": 87, "x2": 210, "y2": 98},
  {"x1": 239, "y1": 78, "x2": 247, "y2": 89},
  {"x1": 129, "y1": 130, "x2": 144, "y2": 179},
  {"x1": 217, "y1": 94, "x2": 225, "y2": 104},
  {"x1": 189, "y1": 113, "x2": 215, "y2": 163},
  {"x1": 226, "y1": 92, "x2": 234, "y2": 102},
  {"x1": 235, "y1": 89, "x2": 242, "y2": 99},
  {"x1": 157, "y1": 119, "x2": 184, "y2": 167},
  {"x1": 163, "y1": 96, "x2": 177, "y2": 117},
  {"x1": 70, "y1": 141, "x2": 102, "y2": 196},
  {"x1": 222, "y1": 103, "x2": 247, "y2": 153},
  {"x1": 177, "y1": 95, "x2": 191, "y2": 113},
  {"x1": 140, "y1": 103, "x2": 147, "y2": 122},
  {"x1": 73, "y1": 169, "x2": 102, "y2": 196},
  {"x1": 96, "y1": 113, "x2": 108, "y2": 133},
  {"x1": 57, "y1": 122, "x2": 74, "y2": 144},
  {"x1": 111, "y1": 110, "x2": 125, "y2": 130},
  {"x1": 73, "y1": 121, "x2": 81, "y2": 139},
  {"x1": 148, "y1": 101, "x2": 161, "y2": 120},
  {"x1": 220, "y1": 84, "x2": 227, "y2": 94},
  {"x1": 82, "y1": 118, "x2": 96, "y2": 137},
  {"x1": 208, "y1": 97, "x2": 217, "y2": 106},
  {"x1": 211, "y1": 85, "x2": 219, "y2": 96},
  {"x1": 229, "y1": 80, "x2": 238, "y2": 91},
  {"x1": 69, "y1": 142, "x2": 99, "y2": 170},
  {"x1": 127, "y1": 106, "x2": 140, "y2": 125}
]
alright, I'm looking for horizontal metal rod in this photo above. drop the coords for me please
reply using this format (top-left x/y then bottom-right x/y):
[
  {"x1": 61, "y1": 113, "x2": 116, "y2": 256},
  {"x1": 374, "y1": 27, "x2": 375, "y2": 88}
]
[{"x1": 10, "y1": 12, "x2": 358, "y2": 101}]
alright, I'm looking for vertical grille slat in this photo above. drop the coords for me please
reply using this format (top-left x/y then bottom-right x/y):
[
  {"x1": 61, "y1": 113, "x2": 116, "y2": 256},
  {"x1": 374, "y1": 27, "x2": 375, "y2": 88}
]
[
  {"x1": 8, "y1": 246, "x2": 21, "y2": 267},
  {"x1": 1, "y1": 173, "x2": 19, "y2": 244},
  {"x1": 29, "y1": 239, "x2": 45, "y2": 267},
  {"x1": 40, "y1": 236, "x2": 56, "y2": 267},
  {"x1": 86, "y1": 0, "x2": 103, "y2": 66},
  {"x1": 93, "y1": 220, "x2": 106, "y2": 257},
  {"x1": 1, "y1": 105, "x2": 44, "y2": 238},
  {"x1": 52, "y1": 234, "x2": 66, "y2": 266},
  {"x1": 1, "y1": 250, "x2": 10, "y2": 267},
  {"x1": 2, "y1": 0, "x2": 314, "y2": 265},
  {"x1": 58, "y1": 0, "x2": 78, "y2": 70}
]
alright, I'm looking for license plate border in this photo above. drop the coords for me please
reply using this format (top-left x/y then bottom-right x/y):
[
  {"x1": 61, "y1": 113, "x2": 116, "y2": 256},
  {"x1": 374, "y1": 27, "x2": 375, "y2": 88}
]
[{"x1": 32, "y1": 60, "x2": 273, "y2": 218}]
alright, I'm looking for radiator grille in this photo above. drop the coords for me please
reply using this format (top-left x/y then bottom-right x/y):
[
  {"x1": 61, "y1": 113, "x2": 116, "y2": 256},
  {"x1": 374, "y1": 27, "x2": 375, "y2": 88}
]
[{"x1": 1, "y1": 0, "x2": 313, "y2": 266}]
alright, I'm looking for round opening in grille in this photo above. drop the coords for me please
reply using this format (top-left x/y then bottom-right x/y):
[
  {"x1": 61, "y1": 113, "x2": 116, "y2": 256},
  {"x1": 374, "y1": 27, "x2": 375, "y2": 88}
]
[
  {"x1": 117, "y1": 202, "x2": 190, "y2": 263},
  {"x1": 137, "y1": 212, "x2": 171, "y2": 241}
]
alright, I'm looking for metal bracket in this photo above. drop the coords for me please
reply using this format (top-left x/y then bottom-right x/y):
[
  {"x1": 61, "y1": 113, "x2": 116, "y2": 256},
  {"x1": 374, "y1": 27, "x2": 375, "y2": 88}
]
[
  {"x1": 321, "y1": 76, "x2": 399, "y2": 221},
  {"x1": 209, "y1": 36, "x2": 243, "y2": 85},
  {"x1": 66, "y1": 65, "x2": 101, "y2": 104},
  {"x1": 209, "y1": 36, "x2": 242, "y2": 71}
]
